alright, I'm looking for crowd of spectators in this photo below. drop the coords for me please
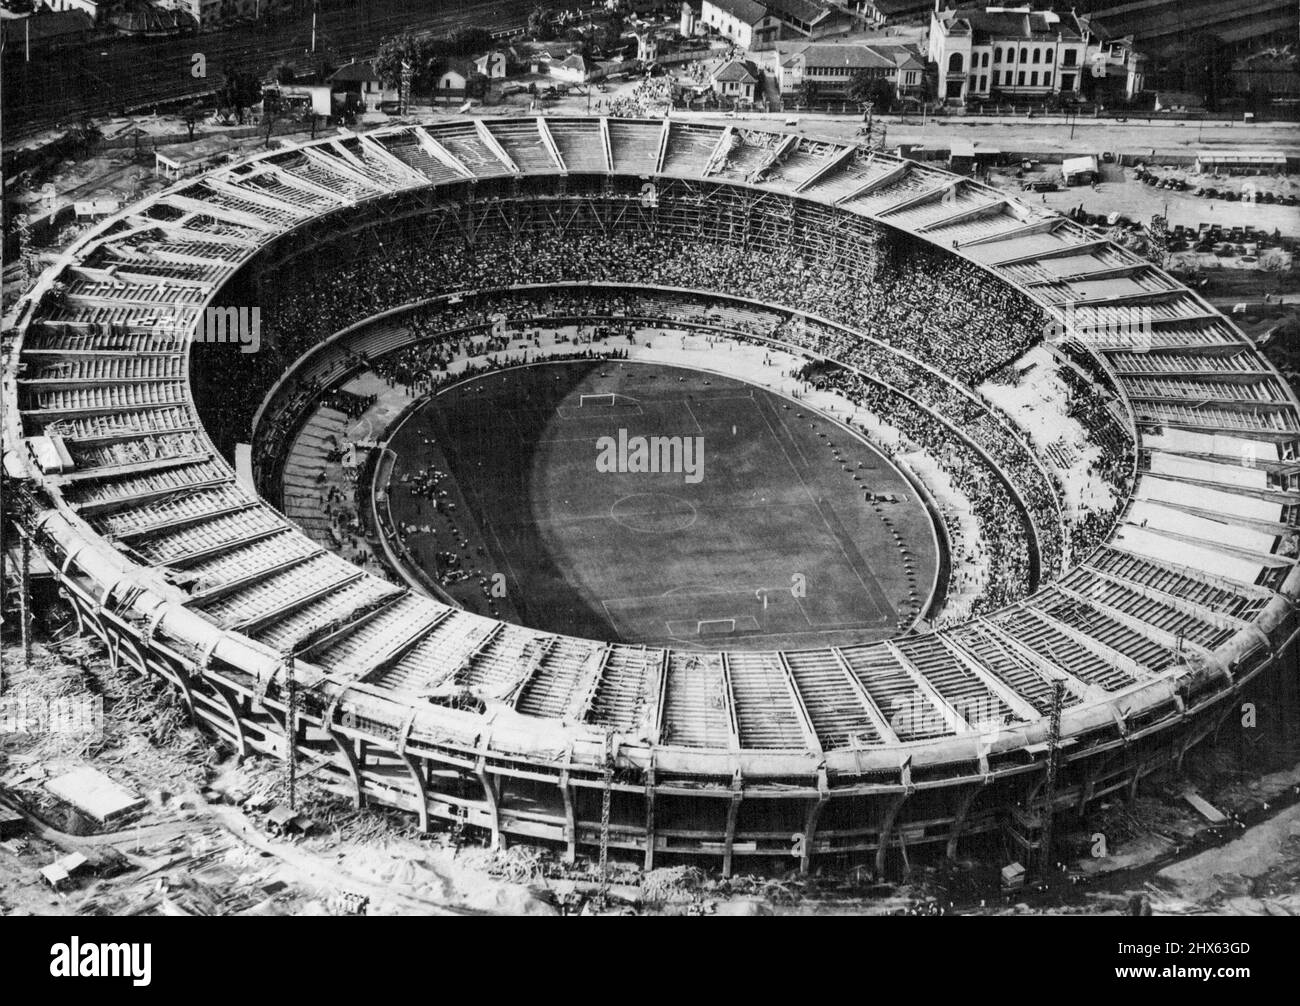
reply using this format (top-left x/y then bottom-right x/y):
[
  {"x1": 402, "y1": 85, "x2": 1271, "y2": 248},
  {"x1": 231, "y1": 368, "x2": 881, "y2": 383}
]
[
  {"x1": 605, "y1": 75, "x2": 674, "y2": 118},
  {"x1": 796, "y1": 360, "x2": 1033, "y2": 615},
  {"x1": 188, "y1": 210, "x2": 1129, "y2": 620},
  {"x1": 245, "y1": 222, "x2": 1043, "y2": 396}
]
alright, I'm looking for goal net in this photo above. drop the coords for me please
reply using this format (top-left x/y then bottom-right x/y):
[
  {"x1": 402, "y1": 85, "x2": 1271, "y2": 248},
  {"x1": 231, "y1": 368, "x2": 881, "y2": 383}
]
[{"x1": 578, "y1": 393, "x2": 617, "y2": 408}]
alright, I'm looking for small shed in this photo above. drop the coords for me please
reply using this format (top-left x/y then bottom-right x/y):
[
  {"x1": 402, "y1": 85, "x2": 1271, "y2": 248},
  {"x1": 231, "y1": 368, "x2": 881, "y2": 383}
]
[
  {"x1": 266, "y1": 805, "x2": 313, "y2": 835},
  {"x1": 73, "y1": 198, "x2": 121, "y2": 220},
  {"x1": 1062, "y1": 154, "x2": 1099, "y2": 185},
  {"x1": 40, "y1": 851, "x2": 89, "y2": 891},
  {"x1": 45, "y1": 766, "x2": 145, "y2": 825},
  {"x1": 1154, "y1": 91, "x2": 1205, "y2": 113},
  {"x1": 437, "y1": 67, "x2": 469, "y2": 95}
]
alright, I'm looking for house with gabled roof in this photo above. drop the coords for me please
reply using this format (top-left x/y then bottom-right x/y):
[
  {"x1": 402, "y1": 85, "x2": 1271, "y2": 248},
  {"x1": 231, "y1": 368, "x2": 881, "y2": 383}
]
[
  {"x1": 711, "y1": 58, "x2": 762, "y2": 102},
  {"x1": 327, "y1": 59, "x2": 397, "y2": 111}
]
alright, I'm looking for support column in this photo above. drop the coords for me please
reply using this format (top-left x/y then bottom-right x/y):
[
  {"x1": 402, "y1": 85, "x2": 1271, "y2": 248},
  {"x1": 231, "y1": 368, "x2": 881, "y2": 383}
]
[
  {"x1": 800, "y1": 769, "x2": 830, "y2": 875},
  {"x1": 722, "y1": 772, "x2": 743, "y2": 879},
  {"x1": 330, "y1": 730, "x2": 365, "y2": 809},
  {"x1": 212, "y1": 683, "x2": 249, "y2": 760},
  {"x1": 559, "y1": 771, "x2": 577, "y2": 865},
  {"x1": 168, "y1": 657, "x2": 197, "y2": 723},
  {"x1": 876, "y1": 791, "x2": 909, "y2": 877},
  {"x1": 62, "y1": 588, "x2": 85, "y2": 639},
  {"x1": 476, "y1": 760, "x2": 504, "y2": 850},
  {"x1": 400, "y1": 752, "x2": 430, "y2": 833},
  {"x1": 1080, "y1": 778, "x2": 1098, "y2": 812},
  {"x1": 946, "y1": 782, "x2": 985, "y2": 859},
  {"x1": 643, "y1": 767, "x2": 657, "y2": 872}
]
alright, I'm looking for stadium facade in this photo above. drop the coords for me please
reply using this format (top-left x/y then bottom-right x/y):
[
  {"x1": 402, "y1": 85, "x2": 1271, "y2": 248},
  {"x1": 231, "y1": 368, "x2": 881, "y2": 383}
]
[{"x1": 5, "y1": 117, "x2": 1299, "y2": 873}]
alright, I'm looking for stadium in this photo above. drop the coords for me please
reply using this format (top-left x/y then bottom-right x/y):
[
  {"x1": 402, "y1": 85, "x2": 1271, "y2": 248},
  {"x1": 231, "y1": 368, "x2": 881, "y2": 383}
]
[{"x1": 5, "y1": 116, "x2": 1299, "y2": 877}]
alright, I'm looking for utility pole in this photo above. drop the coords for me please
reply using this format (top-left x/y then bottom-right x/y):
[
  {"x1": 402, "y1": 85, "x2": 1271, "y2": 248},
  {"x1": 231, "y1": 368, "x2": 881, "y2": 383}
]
[
  {"x1": 1038, "y1": 680, "x2": 1066, "y2": 878},
  {"x1": 19, "y1": 530, "x2": 31, "y2": 667}
]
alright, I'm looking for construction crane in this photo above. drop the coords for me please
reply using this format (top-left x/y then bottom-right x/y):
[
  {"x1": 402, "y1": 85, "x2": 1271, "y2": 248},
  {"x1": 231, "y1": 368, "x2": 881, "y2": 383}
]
[
  {"x1": 1, "y1": 477, "x2": 37, "y2": 670},
  {"x1": 1038, "y1": 680, "x2": 1066, "y2": 878},
  {"x1": 596, "y1": 731, "x2": 614, "y2": 910},
  {"x1": 284, "y1": 651, "x2": 298, "y2": 811}
]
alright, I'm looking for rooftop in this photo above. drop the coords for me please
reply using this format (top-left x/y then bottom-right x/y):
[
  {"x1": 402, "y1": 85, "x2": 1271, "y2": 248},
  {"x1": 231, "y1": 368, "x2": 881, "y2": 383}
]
[
  {"x1": 936, "y1": 5, "x2": 1087, "y2": 42},
  {"x1": 713, "y1": 58, "x2": 760, "y2": 82},
  {"x1": 704, "y1": 0, "x2": 770, "y2": 25},
  {"x1": 328, "y1": 60, "x2": 381, "y2": 84}
]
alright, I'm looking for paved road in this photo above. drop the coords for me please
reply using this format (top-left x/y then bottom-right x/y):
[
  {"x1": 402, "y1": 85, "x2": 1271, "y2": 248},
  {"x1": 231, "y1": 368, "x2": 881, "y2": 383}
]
[
  {"x1": 884, "y1": 116, "x2": 1300, "y2": 158},
  {"x1": 658, "y1": 108, "x2": 1300, "y2": 158},
  {"x1": 2, "y1": 0, "x2": 533, "y2": 138}
]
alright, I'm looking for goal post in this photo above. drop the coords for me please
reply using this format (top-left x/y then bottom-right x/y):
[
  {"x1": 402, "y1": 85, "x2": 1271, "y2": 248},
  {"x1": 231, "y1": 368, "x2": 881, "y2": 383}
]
[{"x1": 578, "y1": 393, "x2": 616, "y2": 408}]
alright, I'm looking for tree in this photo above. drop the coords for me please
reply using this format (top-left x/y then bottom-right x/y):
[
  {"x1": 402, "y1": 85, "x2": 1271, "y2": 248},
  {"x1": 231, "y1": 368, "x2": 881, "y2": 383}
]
[
  {"x1": 375, "y1": 33, "x2": 447, "y2": 95},
  {"x1": 447, "y1": 26, "x2": 493, "y2": 57},
  {"x1": 183, "y1": 103, "x2": 203, "y2": 142},
  {"x1": 528, "y1": 5, "x2": 556, "y2": 41},
  {"x1": 375, "y1": 33, "x2": 419, "y2": 90},
  {"x1": 846, "y1": 70, "x2": 893, "y2": 113},
  {"x1": 1259, "y1": 248, "x2": 1290, "y2": 295},
  {"x1": 798, "y1": 79, "x2": 819, "y2": 108},
  {"x1": 592, "y1": 12, "x2": 625, "y2": 55},
  {"x1": 270, "y1": 60, "x2": 299, "y2": 85},
  {"x1": 466, "y1": 72, "x2": 489, "y2": 101},
  {"x1": 917, "y1": 71, "x2": 935, "y2": 105},
  {"x1": 219, "y1": 66, "x2": 263, "y2": 125}
]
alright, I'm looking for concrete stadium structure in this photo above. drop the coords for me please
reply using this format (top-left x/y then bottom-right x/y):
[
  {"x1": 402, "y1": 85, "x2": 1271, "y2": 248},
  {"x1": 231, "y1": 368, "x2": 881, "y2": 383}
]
[{"x1": 5, "y1": 117, "x2": 1300, "y2": 874}]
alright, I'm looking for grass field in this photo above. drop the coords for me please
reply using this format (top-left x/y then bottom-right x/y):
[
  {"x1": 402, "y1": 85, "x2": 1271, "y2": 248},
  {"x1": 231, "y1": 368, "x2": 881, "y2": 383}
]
[{"x1": 384, "y1": 360, "x2": 940, "y2": 651}]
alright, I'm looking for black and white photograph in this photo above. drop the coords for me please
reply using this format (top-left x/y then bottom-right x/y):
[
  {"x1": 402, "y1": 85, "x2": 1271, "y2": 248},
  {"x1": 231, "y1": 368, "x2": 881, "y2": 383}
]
[{"x1": 0, "y1": 0, "x2": 1298, "y2": 968}]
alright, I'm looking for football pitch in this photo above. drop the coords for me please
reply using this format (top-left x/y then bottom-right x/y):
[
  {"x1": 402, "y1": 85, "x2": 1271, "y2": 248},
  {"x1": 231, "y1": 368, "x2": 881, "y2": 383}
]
[{"x1": 384, "y1": 360, "x2": 941, "y2": 651}]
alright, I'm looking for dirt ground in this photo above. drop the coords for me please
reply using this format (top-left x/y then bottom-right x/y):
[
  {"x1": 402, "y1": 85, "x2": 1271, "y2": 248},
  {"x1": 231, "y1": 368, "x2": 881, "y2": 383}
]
[
  {"x1": 0, "y1": 637, "x2": 557, "y2": 917},
  {"x1": 3, "y1": 629, "x2": 1299, "y2": 917}
]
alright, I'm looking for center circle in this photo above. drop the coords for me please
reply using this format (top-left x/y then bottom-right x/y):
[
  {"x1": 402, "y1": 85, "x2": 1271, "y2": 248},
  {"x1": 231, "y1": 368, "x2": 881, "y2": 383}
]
[{"x1": 610, "y1": 493, "x2": 699, "y2": 534}]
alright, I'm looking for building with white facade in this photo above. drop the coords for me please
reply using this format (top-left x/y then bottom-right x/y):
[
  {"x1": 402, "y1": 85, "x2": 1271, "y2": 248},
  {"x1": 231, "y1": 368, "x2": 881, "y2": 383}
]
[
  {"x1": 700, "y1": 0, "x2": 776, "y2": 49},
  {"x1": 773, "y1": 40, "x2": 924, "y2": 99},
  {"x1": 928, "y1": 4, "x2": 1128, "y2": 104},
  {"x1": 711, "y1": 58, "x2": 761, "y2": 102}
]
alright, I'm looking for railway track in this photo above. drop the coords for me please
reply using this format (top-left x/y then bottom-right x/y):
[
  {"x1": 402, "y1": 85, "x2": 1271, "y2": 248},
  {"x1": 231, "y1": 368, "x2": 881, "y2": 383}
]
[{"x1": 2, "y1": 0, "x2": 532, "y2": 138}]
